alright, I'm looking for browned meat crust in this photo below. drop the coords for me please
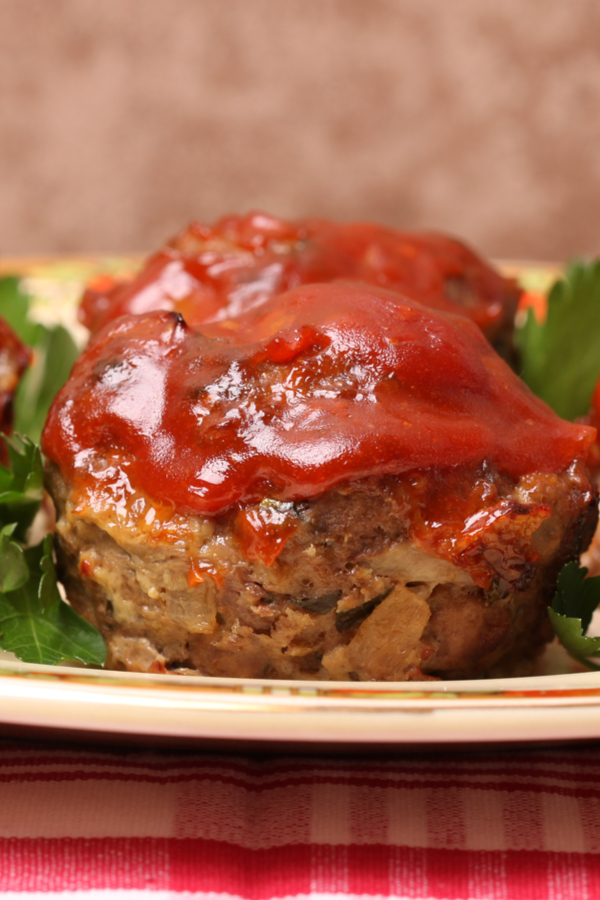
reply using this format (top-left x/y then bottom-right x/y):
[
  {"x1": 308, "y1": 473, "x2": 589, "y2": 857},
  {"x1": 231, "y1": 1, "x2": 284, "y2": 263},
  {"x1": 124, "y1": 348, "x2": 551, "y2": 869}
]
[{"x1": 47, "y1": 460, "x2": 597, "y2": 681}]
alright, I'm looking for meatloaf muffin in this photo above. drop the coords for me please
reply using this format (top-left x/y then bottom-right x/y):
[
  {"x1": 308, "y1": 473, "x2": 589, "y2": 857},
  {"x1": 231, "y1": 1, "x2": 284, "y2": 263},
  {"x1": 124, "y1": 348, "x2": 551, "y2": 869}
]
[
  {"x1": 576, "y1": 376, "x2": 600, "y2": 577},
  {"x1": 79, "y1": 212, "x2": 520, "y2": 358},
  {"x1": 43, "y1": 282, "x2": 597, "y2": 680},
  {"x1": 0, "y1": 317, "x2": 30, "y2": 462}
]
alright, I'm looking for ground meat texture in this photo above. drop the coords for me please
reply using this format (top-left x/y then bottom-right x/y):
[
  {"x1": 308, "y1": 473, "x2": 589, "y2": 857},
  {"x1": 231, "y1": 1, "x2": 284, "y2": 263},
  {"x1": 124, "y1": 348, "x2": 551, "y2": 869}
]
[
  {"x1": 78, "y1": 212, "x2": 520, "y2": 358},
  {"x1": 43, "y1": 278, "x2": 599, "y2": 680},
  {"x1": 46, "y1": 460, "x2": 596, "y2": 680}
]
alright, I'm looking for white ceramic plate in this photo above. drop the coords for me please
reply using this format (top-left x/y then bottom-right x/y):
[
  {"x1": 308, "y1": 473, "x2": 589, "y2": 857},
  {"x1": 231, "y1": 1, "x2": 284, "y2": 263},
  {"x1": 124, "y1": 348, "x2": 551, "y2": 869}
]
[{"x1": 0, "y1": 645, "x2": 599, "y2": 749}]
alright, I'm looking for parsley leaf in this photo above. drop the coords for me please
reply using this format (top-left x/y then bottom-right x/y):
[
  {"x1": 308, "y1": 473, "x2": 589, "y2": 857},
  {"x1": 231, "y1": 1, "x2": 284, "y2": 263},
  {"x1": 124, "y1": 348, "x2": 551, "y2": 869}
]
[
  {"x1": 0, "y1": 434, "x2": 106, "y2": 666},
  {"x1": 0, "y1": 276, "x2": 79, "y2": 443},
  {"x1": 0, "y1": 534, "x2": 106, "y2": 666},
  {"x1": 0, "y1": 436, "x2": 45, "y2": 542},
  {"x1": 548, "y1": 562, "x2": 600, "y2": 669},
  {"x1": 0, "y1": 523, "x2": 29, "y2": 593},
  {"x1": 0, "y1": 279, "x2": 106, "y2": 667},
  {"x1": 0, "y1": 276, "x2": 39, "y2": 345},
  {"x1": 517, "y1": 260, "x2": 600, "y2": 420}
]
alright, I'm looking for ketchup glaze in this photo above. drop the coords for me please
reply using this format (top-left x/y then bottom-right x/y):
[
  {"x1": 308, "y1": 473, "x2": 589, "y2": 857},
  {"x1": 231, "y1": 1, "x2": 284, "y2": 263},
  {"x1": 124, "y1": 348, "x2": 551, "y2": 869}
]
[
  {"x1": 44, "y1": 282, "x2": 594, "y2": 519},
  {"x1": 0, "y1": 317, "x2": 30, "y2": 463},
  {"x1": 79, "y1": 212, "x2": 519, "y2": 346}
]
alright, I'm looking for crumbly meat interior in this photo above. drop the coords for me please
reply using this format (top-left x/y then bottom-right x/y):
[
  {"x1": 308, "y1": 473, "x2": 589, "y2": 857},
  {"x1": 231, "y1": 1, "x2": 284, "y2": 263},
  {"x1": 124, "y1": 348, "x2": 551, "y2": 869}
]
[{"x1": 46, "y1": 459, "x2": 597, "y2": 681}]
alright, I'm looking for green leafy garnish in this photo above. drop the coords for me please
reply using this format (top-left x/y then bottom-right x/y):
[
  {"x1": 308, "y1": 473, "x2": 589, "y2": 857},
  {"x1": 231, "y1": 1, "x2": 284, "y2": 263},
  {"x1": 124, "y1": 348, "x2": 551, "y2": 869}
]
[
  {"x1": 0, "y1": 434, "x2": 106, "y2": 666},
  {"x1": 549, "y1": 562, "x2": 600, "y2": 669},
  {"x1": 0, "y1": 276, "x2": 79, "y2": 442},
  {"x1": 517, "y1": 259, "x2": 600, "y2": 420},
  {"x1": 0, "y1": 524, "x2": 29, "y2": 593},
  {"x1": 0, "y1": 436, "x2": 44, "y2": 541},
  {"x1": 0, "y1": 279, "x2": 107, "y2": 667},
  {"x1": 0, "y1": 534, "x2": 106, "y2": 666}
]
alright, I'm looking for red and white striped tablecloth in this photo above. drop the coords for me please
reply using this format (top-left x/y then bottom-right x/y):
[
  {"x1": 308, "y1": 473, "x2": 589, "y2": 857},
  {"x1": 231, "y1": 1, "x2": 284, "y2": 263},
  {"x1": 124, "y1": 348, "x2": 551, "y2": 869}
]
[{"x1": 0, "y1": 739, "x2": 599, "y2": 899}]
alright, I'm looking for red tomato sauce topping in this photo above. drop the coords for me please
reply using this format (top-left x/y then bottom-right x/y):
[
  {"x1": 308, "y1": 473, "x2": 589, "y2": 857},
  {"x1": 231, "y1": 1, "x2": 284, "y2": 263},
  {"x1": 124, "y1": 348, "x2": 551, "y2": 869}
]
[
  {"x1": 0, "y1": 317, "x2": 31, "y2": 464},
  {"x1": 44, "y1": 282, "x2": 594, "y2": 519},
  {"x1": 79, "y1": 212, "x2": 519, "y2": 345}
]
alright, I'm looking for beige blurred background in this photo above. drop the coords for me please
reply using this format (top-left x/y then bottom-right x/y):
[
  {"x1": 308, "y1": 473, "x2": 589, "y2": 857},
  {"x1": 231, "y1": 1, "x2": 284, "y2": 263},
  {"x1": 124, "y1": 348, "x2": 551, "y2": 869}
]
[{"x1": 0, "y1": 0, "x2": 599, "y2": 262}]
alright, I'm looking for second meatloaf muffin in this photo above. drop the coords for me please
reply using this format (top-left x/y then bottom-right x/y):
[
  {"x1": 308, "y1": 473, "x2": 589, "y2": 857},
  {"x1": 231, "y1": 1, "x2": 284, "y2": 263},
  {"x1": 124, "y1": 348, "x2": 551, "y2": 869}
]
[
  {"x1": 79, "y1": 211, "x2": 520, "y2": 358},
  {"x1": 43, "y1": 282, "x2": 597, "y2": 680}
]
